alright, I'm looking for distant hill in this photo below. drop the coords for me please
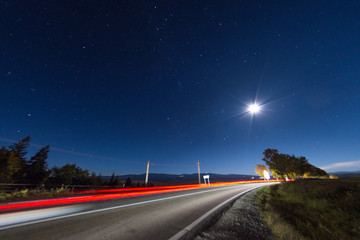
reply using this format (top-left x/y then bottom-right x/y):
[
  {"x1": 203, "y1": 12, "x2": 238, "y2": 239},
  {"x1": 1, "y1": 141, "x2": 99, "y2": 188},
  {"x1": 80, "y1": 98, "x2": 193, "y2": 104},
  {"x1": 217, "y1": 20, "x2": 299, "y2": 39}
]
[
  {"x1": 103, "y1": 173, "x2": 259, "y2": 183},
  {"x1": 329, "y1": 170, "x2": 360, "y2": 178}
]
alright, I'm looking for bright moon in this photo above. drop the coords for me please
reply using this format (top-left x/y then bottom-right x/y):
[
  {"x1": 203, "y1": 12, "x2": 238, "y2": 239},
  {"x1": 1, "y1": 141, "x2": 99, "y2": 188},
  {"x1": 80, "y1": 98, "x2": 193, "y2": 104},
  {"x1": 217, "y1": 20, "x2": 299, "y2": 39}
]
[{"x1": 248, "y1": 104, "x2": 260, "y2": 114}]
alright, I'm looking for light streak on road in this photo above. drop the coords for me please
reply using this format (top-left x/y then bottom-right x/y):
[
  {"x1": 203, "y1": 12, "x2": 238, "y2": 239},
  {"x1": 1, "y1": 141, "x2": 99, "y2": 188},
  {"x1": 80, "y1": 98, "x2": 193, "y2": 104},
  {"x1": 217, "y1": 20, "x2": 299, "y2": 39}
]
[
  {"x1": 0, "y1": 180, "x2": 280, "y2": 212},
  {"x1": 0, "y1": 205, "x2": 87, "y2": 228}
]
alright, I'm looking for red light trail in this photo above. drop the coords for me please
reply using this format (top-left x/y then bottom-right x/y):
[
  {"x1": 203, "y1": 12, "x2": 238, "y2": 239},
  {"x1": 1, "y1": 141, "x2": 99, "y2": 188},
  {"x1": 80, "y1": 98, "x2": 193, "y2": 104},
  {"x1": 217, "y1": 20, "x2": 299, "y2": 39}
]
[{"x1": 0, "y1": 180, "x2": 281, "y2": 212}]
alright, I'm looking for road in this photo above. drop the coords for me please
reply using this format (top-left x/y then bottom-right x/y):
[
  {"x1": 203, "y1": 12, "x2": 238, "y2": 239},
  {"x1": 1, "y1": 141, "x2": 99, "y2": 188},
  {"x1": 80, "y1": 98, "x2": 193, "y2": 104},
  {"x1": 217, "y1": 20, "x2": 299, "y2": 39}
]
[{"x1": 0, "y1": 182, "x2": 275, "y2": 240}]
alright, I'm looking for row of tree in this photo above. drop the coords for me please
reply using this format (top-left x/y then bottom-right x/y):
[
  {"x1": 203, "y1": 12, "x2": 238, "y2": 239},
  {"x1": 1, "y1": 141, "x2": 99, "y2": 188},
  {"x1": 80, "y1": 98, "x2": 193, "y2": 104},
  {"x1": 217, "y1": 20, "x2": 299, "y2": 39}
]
[
  {"x1": 257, "y1": 148, "x2": 328, "y2": 180},
  {"x1": 48, "y1": 164, "x2": 131, "y2": 186},
  {"x1": 0, "y1": 137, "x2": 128, "y2": 187}
]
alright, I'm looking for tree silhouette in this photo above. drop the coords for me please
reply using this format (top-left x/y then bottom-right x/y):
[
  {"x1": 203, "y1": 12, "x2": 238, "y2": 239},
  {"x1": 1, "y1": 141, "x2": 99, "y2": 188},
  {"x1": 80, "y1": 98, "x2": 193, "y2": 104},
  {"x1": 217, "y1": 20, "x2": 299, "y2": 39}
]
[
  {"x1": 0, "y1": 137, "x2": 108, "y2": 186},
  {"x1": 27, "y1": 145, "x2": 50, "y2": 184},
  {"x1": 262, "y1": 148, "x2": 328, "y2": 179},
  {"x1": 262, "y1": 149, "x2": 286, "y2": 180},
  {"x1": 49, "y1": 163, "x2": 91, "y2": 185},
  {"x1": 10, "y1": 136, "x2": 30, "y2": 182},
  {"x1": 89, "y1": 172, "x2": 103, "y2": 186},
  {"x1": 0, "y1": 148, "x2": 21, "y2": 183},
  {"x1": 114, "y1": 176, "x2": 121, "y2": 186},
  {"x1": 109, "y1": 172, "x2": 116, "y2": 186},
  {"x1": 125, "y1": 177, "x2": 132, "y2": 187}
]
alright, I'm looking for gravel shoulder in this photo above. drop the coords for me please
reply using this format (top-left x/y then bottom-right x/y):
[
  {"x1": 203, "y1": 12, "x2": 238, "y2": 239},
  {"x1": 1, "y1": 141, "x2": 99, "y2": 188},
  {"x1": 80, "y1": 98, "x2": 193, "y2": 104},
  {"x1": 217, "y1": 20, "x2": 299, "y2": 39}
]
[{"x1": 194, "y1": 189, "x2": 274, "y2": 240}]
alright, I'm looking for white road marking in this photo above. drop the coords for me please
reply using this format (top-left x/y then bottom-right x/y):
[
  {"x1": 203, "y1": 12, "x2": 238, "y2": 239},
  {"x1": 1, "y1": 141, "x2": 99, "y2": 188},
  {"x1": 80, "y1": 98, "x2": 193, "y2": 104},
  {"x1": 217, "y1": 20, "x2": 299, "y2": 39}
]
[
  {"x1": 169, "y1": 183, "x2": 276, "y2": 240},
  {"x1": 0, "y1": 183, "x2": 271, "y2": 231}
]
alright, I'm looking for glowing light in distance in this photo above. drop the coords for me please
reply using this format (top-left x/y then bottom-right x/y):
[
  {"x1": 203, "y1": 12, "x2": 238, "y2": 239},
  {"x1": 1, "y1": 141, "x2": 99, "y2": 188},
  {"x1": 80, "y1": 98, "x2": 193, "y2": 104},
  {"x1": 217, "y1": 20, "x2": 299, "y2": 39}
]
[
  {"x1": 247, "y1": 103, "x2": 260, "y2": 114},
  {"x1": 263, "y1": 170, "x2": 270, "y2": 180}
]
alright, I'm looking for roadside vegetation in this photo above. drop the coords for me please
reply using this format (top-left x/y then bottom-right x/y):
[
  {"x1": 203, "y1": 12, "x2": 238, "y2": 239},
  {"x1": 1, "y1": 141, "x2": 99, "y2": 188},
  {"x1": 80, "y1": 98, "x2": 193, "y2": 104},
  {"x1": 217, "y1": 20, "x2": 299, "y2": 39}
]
[
  {"x1": 0, "y1": 136, "x2": 109, "y2": 186},
  {"x1": 259, "y1": 148, "x2": 328, "y2": 180},
  {"x1": 0, "y1": 185, "x2": 71, "y2": 202},
  {"x1": 0, "y1": 137, "x2": 135, "y2": 202},
  {"x1": 256, "y1": 179, "x2": 360, "y2": 240}
]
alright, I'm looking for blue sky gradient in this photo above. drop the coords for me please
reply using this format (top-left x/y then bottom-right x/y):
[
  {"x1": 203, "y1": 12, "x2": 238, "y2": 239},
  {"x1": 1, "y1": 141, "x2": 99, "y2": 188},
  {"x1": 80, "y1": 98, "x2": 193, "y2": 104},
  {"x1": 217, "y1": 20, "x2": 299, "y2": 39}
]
[{"x1": 1, "y1": 1, "x2": 359, "y2": 175}]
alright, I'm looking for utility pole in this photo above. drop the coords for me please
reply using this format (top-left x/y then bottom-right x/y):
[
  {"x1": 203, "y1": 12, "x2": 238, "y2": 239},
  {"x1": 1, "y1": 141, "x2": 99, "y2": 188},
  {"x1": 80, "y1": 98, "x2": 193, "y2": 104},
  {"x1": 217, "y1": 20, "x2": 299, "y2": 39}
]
[
  {"x1": 197, "y1": 160, "x2": 201, "y2": 184},
  {"x1": 145, "y1": 161, "x2": 151, "y2": 187}
]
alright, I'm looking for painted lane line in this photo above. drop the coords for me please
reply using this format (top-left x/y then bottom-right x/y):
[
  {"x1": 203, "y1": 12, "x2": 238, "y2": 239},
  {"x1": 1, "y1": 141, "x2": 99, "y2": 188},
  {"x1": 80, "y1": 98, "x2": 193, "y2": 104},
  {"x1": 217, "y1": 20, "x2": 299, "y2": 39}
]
[
  {"x1": 0, "y1": 183, "x2": 260, "y2": 231},
  {"x1": 169, "y1": 183, "x2": 274, "y2": 240}
]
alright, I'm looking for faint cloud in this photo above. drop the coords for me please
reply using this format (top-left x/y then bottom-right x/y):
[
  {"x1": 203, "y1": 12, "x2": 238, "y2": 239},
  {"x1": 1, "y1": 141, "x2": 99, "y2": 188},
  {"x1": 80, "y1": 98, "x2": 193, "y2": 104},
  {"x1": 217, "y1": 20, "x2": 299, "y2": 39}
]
[{"x1": 320, "y1": 161, "x2": 360, "y2": 171}]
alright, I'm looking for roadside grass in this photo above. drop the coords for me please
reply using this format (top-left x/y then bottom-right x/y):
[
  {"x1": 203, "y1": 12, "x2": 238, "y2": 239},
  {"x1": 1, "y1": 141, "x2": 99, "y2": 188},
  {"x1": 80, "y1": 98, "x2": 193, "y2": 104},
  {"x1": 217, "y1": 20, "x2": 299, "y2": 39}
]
[
  {"x1": 0, "y1": 186, "x2": 71, "y2": 202},
  {"x1": 256, "y1": 180, "x2": 360, "y2": 240}
]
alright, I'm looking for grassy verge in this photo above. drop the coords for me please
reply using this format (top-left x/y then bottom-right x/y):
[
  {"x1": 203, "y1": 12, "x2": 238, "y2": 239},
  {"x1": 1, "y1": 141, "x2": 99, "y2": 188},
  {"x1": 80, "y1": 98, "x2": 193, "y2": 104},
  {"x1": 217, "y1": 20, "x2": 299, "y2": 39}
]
[
  {"x1": 0, "y1": 186, "x2": 71, "y2": 202},
  {"x1": 256, "y1": 180, "x2": 360, "y2": 240}
]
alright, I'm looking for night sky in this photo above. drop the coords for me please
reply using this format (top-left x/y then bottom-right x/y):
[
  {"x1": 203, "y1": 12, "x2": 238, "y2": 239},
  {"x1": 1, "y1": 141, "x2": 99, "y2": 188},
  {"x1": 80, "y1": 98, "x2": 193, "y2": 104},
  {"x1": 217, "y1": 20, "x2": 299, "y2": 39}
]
[{"x1": 1, "y1": 1, "x2": 360, "y2": 175}]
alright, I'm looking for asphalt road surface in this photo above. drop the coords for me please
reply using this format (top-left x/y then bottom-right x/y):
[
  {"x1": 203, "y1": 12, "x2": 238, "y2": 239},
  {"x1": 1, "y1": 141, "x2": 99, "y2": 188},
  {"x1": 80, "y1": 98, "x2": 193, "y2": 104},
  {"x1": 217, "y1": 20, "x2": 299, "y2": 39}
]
[{"x1": 0, "y1": 182, "x2": 275, "y2": 240}]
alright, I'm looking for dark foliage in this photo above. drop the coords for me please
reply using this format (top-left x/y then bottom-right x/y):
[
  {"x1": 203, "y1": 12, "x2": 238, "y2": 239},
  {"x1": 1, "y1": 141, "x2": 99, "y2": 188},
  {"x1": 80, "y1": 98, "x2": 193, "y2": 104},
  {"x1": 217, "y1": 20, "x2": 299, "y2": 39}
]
[
  {"x1": 125, "y1": 177, "x2": 132, "y2": 187},
  {"x1": 49, "y1": 163, "x2": 92, "y2": 185},
  {"x1": 27, "y1": 145, "x2": 50, "y2": 184},
  {"x1": 0, "y1": 137, "x2": 50, "y2": 184},
  {"x1": 0, "y1": 137, "x2": 106, "y2": 187},
  {"x1": 262, "y1": 148, "x2": 328, "y2": 179}
]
